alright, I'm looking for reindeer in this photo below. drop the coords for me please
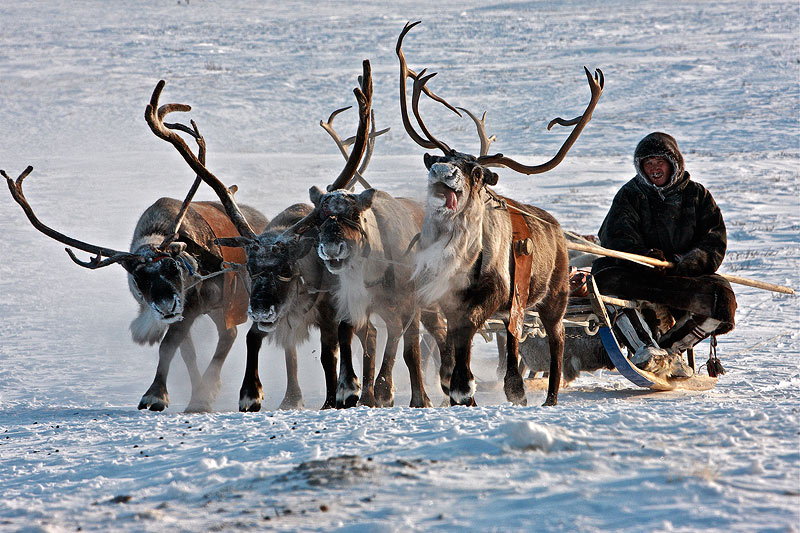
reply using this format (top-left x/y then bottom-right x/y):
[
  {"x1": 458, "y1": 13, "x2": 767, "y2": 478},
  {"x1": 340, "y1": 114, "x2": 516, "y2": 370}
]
[
  {"x1": 396, "y1": 21, "x2": 604, "y2": 406},
  {"x1": 306, "y1": 60, "x2": 453, "y2": 408},
  {"x1": 3, "y1": 123, "x2": 268, "y2": 412}
]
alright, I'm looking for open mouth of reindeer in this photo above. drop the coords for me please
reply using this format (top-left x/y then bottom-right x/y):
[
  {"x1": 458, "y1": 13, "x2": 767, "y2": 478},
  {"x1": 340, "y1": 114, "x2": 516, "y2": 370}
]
[
  {"x1": 430, "y1": 181, "x2": 462, "y2": 212},
  {"x1": 250, "y1": 304, "x2": 280, "y2": 332}
]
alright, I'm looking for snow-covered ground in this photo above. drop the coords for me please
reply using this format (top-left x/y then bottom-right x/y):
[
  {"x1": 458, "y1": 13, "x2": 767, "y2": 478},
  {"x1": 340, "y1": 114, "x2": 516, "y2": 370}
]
[{"x1": 1, "y1": 1, "x2": 798, "y2": 531}]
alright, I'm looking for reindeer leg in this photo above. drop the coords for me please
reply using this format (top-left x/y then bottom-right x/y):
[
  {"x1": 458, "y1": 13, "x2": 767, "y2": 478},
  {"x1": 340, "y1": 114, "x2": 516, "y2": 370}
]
[
  {"x1": 503, "y1": 326, "x2": 527, "y2": 406},
  {"x1": 319, "y1": 321, "x2": 340, "y2": 410},
  {"x1": 538, "y1": 292, "x2": 568, "y2": 407},
  {"x1": 139, "y1": 318, "x2": 194, "y2": 411},
  {"x1": 278, "y1": 345, "x2": 304, "y2": 410},
  {"x1": 178, "y1": 335, "x2": 202, "y2": 391},
  {"x1": 448, "y1": 323, "x2": 478, "y2": 407},
  {"x1": 239, "y1": 324, "x2": 266, "y2": 412},
  {"x1": 356, "y1": 321, "x2": 378, "y2": 407},
  {"x1": 402, "y1": 309, "x2": 432, "y2": 408},
  {"x1": 336, "y1": 322, "x2": 361, "y2": 408},
  {"x1": 373, "y1": 315, "x2": 401, "y2": 408},
  {"x1": 186, "y1": 310, "x2": 237, "y2": 413},
  {"x1": 420, "y1": 309, "x2": 450, "y2": 405}
]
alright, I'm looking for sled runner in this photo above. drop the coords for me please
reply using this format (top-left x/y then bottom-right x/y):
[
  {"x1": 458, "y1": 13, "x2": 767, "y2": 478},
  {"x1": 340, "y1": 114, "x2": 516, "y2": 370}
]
[{"x1": 479, "y1": 271, "x2": 718, "y2": 392}]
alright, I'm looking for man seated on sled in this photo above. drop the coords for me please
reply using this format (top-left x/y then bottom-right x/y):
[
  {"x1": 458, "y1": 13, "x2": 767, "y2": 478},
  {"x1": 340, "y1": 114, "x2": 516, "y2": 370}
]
[{"x1": 591, "y1": 132, "x2": 737, "y2": 378}]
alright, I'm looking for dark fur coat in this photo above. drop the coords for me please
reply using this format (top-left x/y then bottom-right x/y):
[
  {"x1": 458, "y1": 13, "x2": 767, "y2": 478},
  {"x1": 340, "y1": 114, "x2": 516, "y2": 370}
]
[
  {"x1": 592, "y1": 132, "x2": 736, "y2": 329},
  {"x1": 593, "y1": 132, "x2": 727, "y2": 277}
]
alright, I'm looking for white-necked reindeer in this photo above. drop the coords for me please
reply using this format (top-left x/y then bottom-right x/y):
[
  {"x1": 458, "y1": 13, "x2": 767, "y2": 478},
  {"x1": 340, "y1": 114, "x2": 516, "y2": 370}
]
[
  {"x1": 305, "y1": 60, "x2": 451, "y2": 408},
  {"x1": 3, "y1": 124, "x2": 268, "y2": 412},
  {"x1": 396, "y1": 21, "x2": 604, "y2": 406}
]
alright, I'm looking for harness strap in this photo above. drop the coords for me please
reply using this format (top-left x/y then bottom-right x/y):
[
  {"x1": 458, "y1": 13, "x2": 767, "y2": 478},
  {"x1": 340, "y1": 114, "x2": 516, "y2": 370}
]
[{"x1": 508, "y1": 210, "x2": 534, "y2": 341}]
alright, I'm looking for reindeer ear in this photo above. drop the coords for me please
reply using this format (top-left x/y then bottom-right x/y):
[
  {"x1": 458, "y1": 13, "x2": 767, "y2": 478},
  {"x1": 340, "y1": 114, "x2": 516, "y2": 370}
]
[
  {"x1": 357, "y1": 189, "x2": 377, "y2": 211},
  {"x1": 483, "y1": 169, "x2": 499, "y2": 186},
  {"x1": 296, "y1": 236, "x2": 315, "y2": 258},
  {"x1": 309, "y1": 186, "x2": 325, "y2": 206},
  {"x1": 423, "y1": 153, "x2": 440, "y2": 170},
  {"x1": 166, "y1": 242, "x2": 187, "y2": 256}
]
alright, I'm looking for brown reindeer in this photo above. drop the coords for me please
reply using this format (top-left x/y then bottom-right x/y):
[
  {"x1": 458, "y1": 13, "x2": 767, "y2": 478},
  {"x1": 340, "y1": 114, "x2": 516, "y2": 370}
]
[
  {"x1": 397, "y1": 21, "x2": 604, "y2": 406},
  {"x1": 3, "y1": 124, "x2": 268, "y2": 412}
]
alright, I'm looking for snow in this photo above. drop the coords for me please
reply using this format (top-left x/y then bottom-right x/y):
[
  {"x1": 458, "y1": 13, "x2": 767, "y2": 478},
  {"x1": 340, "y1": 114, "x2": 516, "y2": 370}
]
[{"x1": 1, "y1": 0, "x2": 798, "y2": 531}]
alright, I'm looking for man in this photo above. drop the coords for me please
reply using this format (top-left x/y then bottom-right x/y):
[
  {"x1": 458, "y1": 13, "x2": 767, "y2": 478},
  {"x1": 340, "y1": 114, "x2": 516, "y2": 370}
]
[{"x1": 592, "y1": 132, "x2": 737, "y2": 377}]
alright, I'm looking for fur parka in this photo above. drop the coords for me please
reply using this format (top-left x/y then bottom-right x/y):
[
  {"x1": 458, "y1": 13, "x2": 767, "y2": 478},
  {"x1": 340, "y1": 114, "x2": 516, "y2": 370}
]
[{"x1": 593, "y1": 132, "x2": 727, "y2": 277}]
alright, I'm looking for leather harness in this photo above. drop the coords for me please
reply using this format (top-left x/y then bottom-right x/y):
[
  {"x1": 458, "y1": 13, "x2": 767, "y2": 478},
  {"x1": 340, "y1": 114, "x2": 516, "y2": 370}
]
[
  {"x1": 189, "y1": 203, "x2": 249, "y2": 330},
  {"x1": 508, "y1": 209, "x2": 534, "y2": 341}
]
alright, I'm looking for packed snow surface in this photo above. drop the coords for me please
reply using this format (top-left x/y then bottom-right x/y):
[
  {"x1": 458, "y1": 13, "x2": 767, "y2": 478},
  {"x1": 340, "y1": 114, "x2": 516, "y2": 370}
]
[{"x1": 0, "y1": 1, "x2": 798, "y2": 531}]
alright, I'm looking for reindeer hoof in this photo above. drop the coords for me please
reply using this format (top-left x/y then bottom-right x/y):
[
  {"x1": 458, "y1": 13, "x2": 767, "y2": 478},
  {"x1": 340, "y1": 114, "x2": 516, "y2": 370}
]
[
  {"x1": 358, "y1": 391, "x2": 377, "y2": 408},
  {"x1": 450, "y1": 396, "x2": 477, "y2": 407},
  {"x1": 185, "y1": 401, "x2": 213, "y2": 413},
  {"x1": 239, "y1": 396, "x2": 262, "y2": 412},
  {"x1": 337, "y1": 394, "x2": 359, "y2": 409},
  {"x1": 320, "y1": 397, "x2": 336, "y2": 410},
  {"x1": 278, "y1": 395, "x2": 305, "y2": 410},
  {"x1": 542, "y1": 394, "x2": 558, "y2": 407},
  {"x1": 138, "y1": 394, "x2": 168, "y2": 412},
  {"x1": 411, "y1": 396, "x2": 433, "y2": 408},
  {"x1": 504, "y1": 375, "x2": 527, "y2": 406}
]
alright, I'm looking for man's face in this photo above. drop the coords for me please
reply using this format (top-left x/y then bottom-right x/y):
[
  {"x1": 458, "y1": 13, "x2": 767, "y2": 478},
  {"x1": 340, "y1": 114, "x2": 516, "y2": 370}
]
[{"x1": 642, "y1": 156, "x2": 671, "y2": 187}]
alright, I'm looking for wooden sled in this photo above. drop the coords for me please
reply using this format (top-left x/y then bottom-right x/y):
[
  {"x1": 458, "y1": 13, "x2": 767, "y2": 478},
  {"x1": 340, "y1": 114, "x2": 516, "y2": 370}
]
[{"x1": 478, "y1": 273, "x2": 718, "y2": 392}]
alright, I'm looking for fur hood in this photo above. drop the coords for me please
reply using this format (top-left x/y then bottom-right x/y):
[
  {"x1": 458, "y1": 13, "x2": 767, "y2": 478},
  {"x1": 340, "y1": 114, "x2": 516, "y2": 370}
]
[{"x1": 633, "y1": 132, "x2": 688, "y2": 197}]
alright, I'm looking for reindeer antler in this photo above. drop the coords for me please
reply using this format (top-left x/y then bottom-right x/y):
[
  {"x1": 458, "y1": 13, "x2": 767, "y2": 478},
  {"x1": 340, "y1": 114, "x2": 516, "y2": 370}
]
[
  {"x1": 398, "y1": 21, "x2": 604, "y2": 176},
  {"x1": 320, "y1": 106, "x2": 389, "y2": 191},
  {"x1": 397, "y1": 21, "x2": 462, "y2": 151},
  {"x1": 281, "y1": 60, "x2": 375, "y2": 238},
  {"x1": 457, "y1": 108, "x2": 496, "y2": 157},
  {"x1": 158, "y1": 119, "x2": 207, "y2": 249},
  {"x1": 476, "y1": 67, "x2": 604, "y2": 174},
  {"x1": 327, "y1": 59, "x2": 373, "y2": 192},
  {"x1": 3, "y1": 166, "x2": 139, "y2": 269},
  {"x1": 145, "y1": 80, "x2": 257, "y2": 240}
]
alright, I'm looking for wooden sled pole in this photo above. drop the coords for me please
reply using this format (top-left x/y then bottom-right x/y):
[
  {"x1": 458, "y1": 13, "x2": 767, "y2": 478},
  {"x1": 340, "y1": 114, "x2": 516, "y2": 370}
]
[{"x1": 566, "y1": 241, "x2": 795, "y2": 295}]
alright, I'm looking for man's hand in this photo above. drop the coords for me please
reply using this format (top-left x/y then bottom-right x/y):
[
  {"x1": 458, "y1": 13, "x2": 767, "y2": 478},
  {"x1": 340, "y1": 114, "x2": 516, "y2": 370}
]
[{"x1": 646, "y1": 248, "x2": 668, "y2": 275}]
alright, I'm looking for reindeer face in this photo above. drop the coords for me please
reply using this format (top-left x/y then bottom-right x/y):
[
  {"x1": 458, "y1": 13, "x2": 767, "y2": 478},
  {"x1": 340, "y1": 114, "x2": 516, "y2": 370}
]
[
  {"x1": 127, "y1": 244, "x2": 195, "y2": 324},
  {"x1": 310, "y1": 188, "x2": 375, "y2": 274},
  {"x1": 246, "y1": 234, "x2": 313, "y2": 332},
  {"x1": 424, "y1": 153, "x2": 496, "y2": 220}
]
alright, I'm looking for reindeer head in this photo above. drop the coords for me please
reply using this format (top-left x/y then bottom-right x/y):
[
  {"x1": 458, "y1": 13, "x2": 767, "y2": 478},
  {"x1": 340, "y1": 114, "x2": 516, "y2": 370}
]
[
  {"x1": 237, "y1": 229, "x2": 315, "y2": 332},
  {"x1": 2, "y1": 166, "x2": 211, "y2": 328},
  {"x1": 309, "y1": 187, "x2": 375, "y2": 274},
  {"x1": 422, "y1": 152, "x2": 498, "y2": 220},
  {"x1": 126, "y1": 241, "x2": 198, "y2": 324}
]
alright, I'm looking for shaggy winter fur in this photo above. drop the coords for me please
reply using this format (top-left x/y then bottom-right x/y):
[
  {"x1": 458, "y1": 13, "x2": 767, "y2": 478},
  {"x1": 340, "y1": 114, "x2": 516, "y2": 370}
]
[
  {"x1": 311, "y1": 186, "x2": 449, "y2": 408},
  {"x1": 416, "y1": 156, "x2": 570, "y2": 407}
]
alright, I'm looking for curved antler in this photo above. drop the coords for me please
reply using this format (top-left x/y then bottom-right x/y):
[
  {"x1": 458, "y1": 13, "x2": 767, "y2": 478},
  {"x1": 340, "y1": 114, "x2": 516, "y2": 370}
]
[
  {"x1": 144, "y1": 80, "x2": 257, "y2": 240},
  {"x1": 411, "y1": 69, "x2": 455, "y2": 155},
  {"x1": 158, "y1": 119, "x2": 207, "y2": 249},
  {"x1": 2, "y1": 166, "x2": 138, "y2": 269},
  {"x1": 476, "y1": 67, "x2": 604, "y2": 174},
  {"x1": 396, "y1": 20, "x2": 461, "y2": 150},
  {"x1": 327, "y1": 59, "x2": 373, "y2": 192},
  {"x1": 320, "y1": 106, "x2": 389, "y2": 191},
  {"x1": 281, "y1": 60, "x2": 374, "y2": 237}
]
